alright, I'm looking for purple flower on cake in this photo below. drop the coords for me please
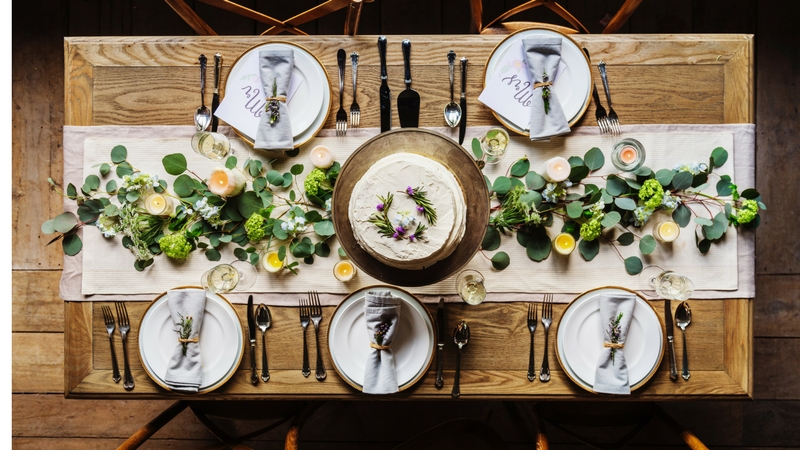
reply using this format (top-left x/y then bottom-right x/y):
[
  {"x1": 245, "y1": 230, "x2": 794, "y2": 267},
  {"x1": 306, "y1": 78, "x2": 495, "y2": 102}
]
[
  {"x1": 395, "y1": 226, "x2": 405, "y2": 235},
  {"x1": 416, "y1": 205, "x2": 424, "y2": 212},
  {"x1": 406, "y1": 186, "x2": 414, "y2": 195},
  {"x1": 408, "y1": 234, "x2": 416, "y2": 242},
  {"x1": 376, "y1": 203, "x2": 384, "y2": 212}
]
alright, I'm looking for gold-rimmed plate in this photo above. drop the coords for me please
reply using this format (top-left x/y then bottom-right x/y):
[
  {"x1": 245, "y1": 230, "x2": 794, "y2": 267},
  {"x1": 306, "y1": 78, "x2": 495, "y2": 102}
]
[
  {"x1": 138, "y1": 286, "x2": 244, "y2": 394},
  {"x1": 555, "y1": 286, "x2": 664, "y2": 393},
  {"x1": 332, "y1": 128, "x2": 490, "y2": 287}
]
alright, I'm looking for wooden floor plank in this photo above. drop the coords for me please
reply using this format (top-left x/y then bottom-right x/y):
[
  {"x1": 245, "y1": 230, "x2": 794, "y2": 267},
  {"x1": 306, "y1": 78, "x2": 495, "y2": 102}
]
[
  {"x1": 12, "y1": 333, "x2": 64, "y2": 394},
  {"x1": 754, "y1": 275, "x2": 800, "y2": 337},
  {"x1": 753, "y1": 338, "x2": 800, "y2": 400},
  {"x1": 743, "y1": 400, "x2": 800, "y2": 447}
]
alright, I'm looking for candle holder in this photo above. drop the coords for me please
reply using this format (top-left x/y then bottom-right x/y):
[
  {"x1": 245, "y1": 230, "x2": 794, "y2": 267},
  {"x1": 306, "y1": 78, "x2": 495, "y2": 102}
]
[
  {"x1": 611, "y1": 138, "x2": 646, "y2": 172},
  {"x1": 143, "y1": 192, "x2": 173, "y2": 216},
  {"x1": 654, "y1": 219, "x2": 681, "y2": 243},
  {"x1": 262, "y1": 251, "x2": 283, "y2": 273},
  {"x1": 191, "y1": 131, "x2": 231, "y2": 160},
  {"x1": 333, "y1": 260, "x2": 357, "y2": 281},
  {"x1": 309, "y1": 145, "x2": 335, "y2": 169},
  {"x1": 553, "y1": 232, "x2": 576, "y2": 255}
]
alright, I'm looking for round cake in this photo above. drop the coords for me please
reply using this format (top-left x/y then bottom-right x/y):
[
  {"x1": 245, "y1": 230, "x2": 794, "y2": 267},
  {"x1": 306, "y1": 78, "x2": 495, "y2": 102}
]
[{"x1": 348, "y1": 153, "x2": 466, "y2": 270}]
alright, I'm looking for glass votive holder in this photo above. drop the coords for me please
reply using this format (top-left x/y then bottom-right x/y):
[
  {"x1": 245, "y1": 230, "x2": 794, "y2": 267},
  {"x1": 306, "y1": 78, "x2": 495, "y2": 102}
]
[
  {"x1": 553, "y1": 233, "x2": 576, "y2": 255},
  {"x1": 611, "y1": 138, "x2": 645, "y2": 172},
  {"x1": 191, "y1": 131, "x2": 231, "y2": 160},
  {"x1": 143, "y1": 192, "x2": 173, "y2": 216},
  {"x1": 480, "y1": 128, "x2": 510, "y2": 165},
  {"x1": 262, "y1": 251, "x2": 283, "y2": 273},
  {"x1": 654, "y1": 220, "x2": 681, "y2": 243},
  {"x1": 333, "y1": 260, "x2": 357, "y2": 282}
]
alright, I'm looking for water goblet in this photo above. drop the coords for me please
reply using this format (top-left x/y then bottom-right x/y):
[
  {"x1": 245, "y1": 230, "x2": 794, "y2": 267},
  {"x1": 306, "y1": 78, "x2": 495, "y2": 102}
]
[
  {"x1": 456, "y1": 269, "x2": 486, "y2": 305},
  {"x1": 201, "y1": 260, "x2": 257, "y2": 293}
]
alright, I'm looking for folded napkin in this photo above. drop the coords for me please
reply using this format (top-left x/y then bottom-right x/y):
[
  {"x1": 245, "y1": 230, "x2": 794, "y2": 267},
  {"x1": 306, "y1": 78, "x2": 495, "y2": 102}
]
[
  {"x1": 164, "y1": 288, "x2": 207, "y2": 393},
  {"x1": 593, "y1": 294, "x2": 636, "y2": 395},
  {"x1": 254, "y1": 49, "x2": 294, "y2": 152},
  {"x1": 363, "y1": 291, "x2": 402, "y2": 394},
  {"x1": 522, "y1": 37, "x2": 571, "y2": 140}
]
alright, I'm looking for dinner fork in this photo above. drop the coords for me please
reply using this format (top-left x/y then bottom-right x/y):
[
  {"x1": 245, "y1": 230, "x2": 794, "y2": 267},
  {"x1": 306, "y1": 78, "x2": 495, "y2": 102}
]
[
  {"x1": 349, "y1": 52, "x2": 360, "y2": 128},
  {"x1": 539, "y1": 294, "x2": 553, "y2": 382},
  {"x1": 598, "y1": 61, "x2": 621, "y2": 135},
  {"x1": 299, "y1": 299, "x2": 311, "y2": 377},
  {"x1": 582, "y1": 48, "x2": 610, "y2": 134},
  {"x1": 335, "y1": 49, "x2": 347, "y2": 136},
  {"x1": 308, "y1": 291, "x2": 327, "y2": 381},
  {"x1": 101, "y1": 305, "x2": 121, "y2": 383},
  {"x1": 527, "y1": 302, "x2": 538, "y2": 382},
  {"x1": 115, "y1": 302, "x2": 135, "y2": 390}
]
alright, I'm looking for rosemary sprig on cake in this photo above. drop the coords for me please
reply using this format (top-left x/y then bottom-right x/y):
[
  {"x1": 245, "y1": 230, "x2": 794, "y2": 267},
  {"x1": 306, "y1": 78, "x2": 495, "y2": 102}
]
[
  {"x1": 368, "y1": 192, "x2": 397, "y2": 238},
  {"x1": 403, "y1": 186, "x2": 438, "y2": 226}
]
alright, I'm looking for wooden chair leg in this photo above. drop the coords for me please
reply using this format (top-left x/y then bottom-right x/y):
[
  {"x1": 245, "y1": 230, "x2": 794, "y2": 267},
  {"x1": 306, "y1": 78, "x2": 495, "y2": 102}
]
[
  {"x1": 602, "y1": 0, "x2": 642, "y2": 34},
  {"x1": 504, "y1": 402, "x2": 548, "y2": 450},
  {"x1": 654, "y1": 404, "x2": 710, "y2": 450},
  {"x1": 190, "y1": 404, "x2": 295, "y2": 450},
  {"x1": 164, "y1": 0, "x2": 217, "y2": 35},
  {"x1": 344, "y1": 0, "x2": 363, "y2": 35},
  {"x1": 469, "y1": 0, "x2": 483, "y2": 33},
  {"x1": 284, "y1": 401, "x2": 324, "y2": 450},
  {"x1": 118, "y1": 400, "x2": 189, "y2": 450}
]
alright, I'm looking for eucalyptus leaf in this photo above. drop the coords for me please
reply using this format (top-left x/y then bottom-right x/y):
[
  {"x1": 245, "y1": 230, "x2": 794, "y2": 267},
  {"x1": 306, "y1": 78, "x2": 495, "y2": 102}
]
[
  {"x1": 579, "y1": 239, "x2": 600, "y2": 261},
  {"x1": 491, "y1": 251, "x2": 510, "y2": 270},
  {"x1": 484, "y1": 175, "x2": 492, "y2": 192},
  {"x1": 568, "y1": 165, "x2": 590, "y2": 183},
  {"x1": 617, "y1": 232, "x2": 635, "y2": 246},
  {"x1": 525, "y1": 171, "x2": 546, "y2": 190},
  {"x1": 53, "y1": 212, "x2": 78, "y2": 233},
  {"x1": 566, "y1": 201, "x2": 584, "y2": 219},
  {"x1": 209, "y1": 233, "x2": 221, "y2": 248},
  {"x1": 510, "y1": 178, "x2": 524, "y2": 190},
  {"x1": 105, "y1": 180, "x2": 117, "y2": 193},
  {"x1": 99, "y1": 163, "x2": 110, "y2": 176},
  {"x1": 289, "y1": 190, "x2": 296, "y2": 202},
  {"x1": 584, "y1": 147, "x2": 605, "y2": 171},
  {"x1": 125, "y1": 190, "x2": 140, "y2": 203},
  {"x1": 672, "y1": 171, "x2": 693, "y2": 190},
  {"x1": 205, "y1": 248, "x2": 221, "y2": 261},
  {"x1": 83, "y1": 174, "x2": 100, "y2": 192},
  {"x1": 219, "y1": 234, "x2": 232, "y2": 243},
  {"x1": 521, "y1": 190, "x2": 542, "y2": 208},
  {"x1": 41, "y1": 219, "x2": 55, "y2": 234},
  {"x1": 225, "y1": 156, "x2": 238, "y2": 169},
  {"x1": 639, "y1": 234, "x2": 657, "y2": 254},
  {"x1": 510, "y1": 158, "x2": 530, "y2": 177},
  {"x1": 695, "y1": 217, "x2": 714, "y2": 226},
  {"x1": 605, "y1": 176, "x2": 628, "y2": 196},
  {"x1": 315, "y1": 242, "x2": 331, "y2": 257},
  {"x1": 291, "y1": 164, "x2": 304, "y2": 175},
  {"x1": 471, "y1": 138, "x2": 483, "y2": 160},
  {"x1": 234, "y1": 247, "x2": 248, "y2": 261},
  {"x1": 110, "y1": 145, "x2": 127, "y2": 163},
  {"x1": 272, "y1": 220, "x2": 288, "y2": 240},
  {"x1": 116, "y1": 161, "x2": 134, "y2": 177},
  {"x1": 625, "y1": 178, "x2": 642, "y2": 190},
  {"x1": 601, "y1": 211, "x2": 621, "y2": 228},
  {"x1": 672, "y1": 204, "x2": 691, "y2": 227},
  {"x1": 250, "y1": 253, "x2": 260, "y2": 265},
  {"x1": 655, "y1": 169, "x2": 674, "y2": 186},
  {"x1": 601, "y1": 189, "x2": 613, "y2": 204},
  {"x1": 248, "y1": 160, "x2": 263, "y2": 177},
  {"x1": 278, "y1": 245, "x2": 286, "y2": 261},
  {"x1": 173, "y1": 174, "x2": 196, "y2": 198},
  {"x1": 62, "y1": 233, "x2": 83, "y2": 256},
  {"x1": 702, "y1": 216, "x2": 726, "y2": 240},
  {"x1": 634, "y1": 166, "x2": 652, "y2": 177},
  {"x1": 313, "y1": 220, "x2": 335, "y2": 236},
  {"x1": 266, "y1": 170, "x2": 283, "y2": 186},
  {"x1": 710, "y1": 147, "x2": 728, "y2": 167},
  {"x1": 67, "y1": 183, "x2": 78, "y2": 199},
  {"x1": 482, "y1": 226, "x2": 501, "y2": 251},
  {"x1": 516, "y1": 229, "x2": 531, "y2": 247},
  {"x1": 624, "y1": 256, "x2": 643, "y2": 275},
  {"x1": 568, "y1": 156, "x2": 584, "y2": 167},
  {"x1": 493, "y1": 176, "x2": 513, "y2": 196},
  {"x1": 338, "y1": 247, "x2": 347, "y2": 257},
  {"x1": 741, "y1": 188, "x2": 760, "y2": 200},
  {"x1": 162, "y1": 153, "x2": 188, "y2": 175},
  {"x1": 614, "y1": 197, "x2": 636, "y2": 211},
  {"x1": 282, "y1": 173, "x2": 293, "y2": 187},
  {"x1": 305, "y1": 210, "x2": 323, "y2": 223},
  {"x1": 692, "y1": 173, "x2": 708, "y2": 188},
  {"x1": 526, "y1": 233, "x2": 551, "y2": 262}
]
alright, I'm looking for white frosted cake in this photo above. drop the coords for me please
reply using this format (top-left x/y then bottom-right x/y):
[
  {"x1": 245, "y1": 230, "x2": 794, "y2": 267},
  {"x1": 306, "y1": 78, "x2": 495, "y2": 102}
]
[{"x1": 348, "y1": 153, "x2": 466, "y2": 270}]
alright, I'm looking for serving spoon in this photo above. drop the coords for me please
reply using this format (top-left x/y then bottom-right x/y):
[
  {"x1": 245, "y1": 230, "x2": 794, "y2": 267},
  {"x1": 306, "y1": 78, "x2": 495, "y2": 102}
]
[
  {"x1": 675, "y1": 301, "x2": 692, "y2": 380},
  {"x1": 444, "y1": 50, "x2": 462, "y2": 128},
  {"x1": 195, "y1": 54, "x2": 212, "y2": 131},
  {"x1": 451, "y1": 320, "x2": 470, "y2": 398}
]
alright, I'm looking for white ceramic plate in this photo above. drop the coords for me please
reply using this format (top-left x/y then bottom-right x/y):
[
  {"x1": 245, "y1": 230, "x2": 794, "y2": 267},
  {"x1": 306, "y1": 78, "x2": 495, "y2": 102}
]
[
  {"x1": 556, "y1": 287, "x2": 663, "y2": 391},
  {"x1": 139, "y1": 288, "x2": 243, "y2": 393},
  {"x1": 484, "y1": 28, "x2": 591, "y2": 131},
  {"x1": 225, "y1": 42, "x2": 330, "y2": 145},
  {"x1": 328, "y1": 286, "x2": 435, "y2": 391}
]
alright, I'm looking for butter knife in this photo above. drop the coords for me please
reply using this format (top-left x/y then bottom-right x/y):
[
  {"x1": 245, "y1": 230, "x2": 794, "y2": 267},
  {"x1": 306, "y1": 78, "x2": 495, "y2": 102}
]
[
  {"x1": 665, "y1": 299, "x2": 678, "y2": 381},
  {"x1": 211, "y1": 53, "x2": 221, "y2": 132},
  {"x1": 247, "y1": 295, "x2": 258, "y2": 385},
  {"x1": 458, "y1": 57, "x2": 468, "y2": 145},
  {"x1": 378, "y1": 36, "x2": 391, "y2": 132},
  {"x1": 435, "y1": 298, "x2": 445, "y2": 389}
]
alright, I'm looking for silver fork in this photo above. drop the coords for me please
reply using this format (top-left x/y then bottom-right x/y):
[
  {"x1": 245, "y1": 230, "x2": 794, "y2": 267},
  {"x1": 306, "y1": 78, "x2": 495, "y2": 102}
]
[
  {"x1": 299, "y1": 299, "x2": 311, "y2": 377},
  {"x1": 527, "y1": 302, "x2": 538, "y2": 382},
  {"x1": 335, "y1": 49, "x2": 347, "y2": 136},
  {"x1": 598, "y1": 61, "x2": 620, "y2": 135},
  {"x1": 308, "y1": 291, "x2": 327, "y2": 381},
  {"x1": 539, "y1": 294, "x2": 553, "y2": 382},
  {"x1": 101, "y1": 305, "x2": 122, "y2": 383},
  {"x1": 349, "y1": 52, "x2": 360, "y2": 128},
  {"x1": 115, "y1": 302, "x2": 135, "y2": 390},
  {"x1": 582, "y1": 48, "x2": 611, "y2": 134}
]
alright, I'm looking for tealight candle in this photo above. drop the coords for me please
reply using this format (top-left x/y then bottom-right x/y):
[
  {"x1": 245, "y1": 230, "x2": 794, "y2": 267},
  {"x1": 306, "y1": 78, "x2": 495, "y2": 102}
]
[
  {"x1": 143, "y1": 192, "x2": 172, "y2": 216},
  {"x1": 553, "y1": 232, "x2": 576, "y2": 255},
  {"x1": 611, "y1": 138, "x2": 646, "y2": 172},
  {"x1": 309, "y1": 145, "x2": 334, "y2": 169},
  {"x1": 262, "y1": 251, "x2": 283, "y2": 273},
  {"x1": 654, "y1": 220, "x2": 680, "y2": 242},
  {"x1": 619, "y1": 145, "x2": 638, "y2": 164},
  {"x1": 208, "y1": 167, "x2": 246, "y2": 197},
  {"x1": 544, "y1": 156, "x2": 570, "y2": 182},
  {"x1": 333, "y1": 260, "x2": 357, "y2": 281}
]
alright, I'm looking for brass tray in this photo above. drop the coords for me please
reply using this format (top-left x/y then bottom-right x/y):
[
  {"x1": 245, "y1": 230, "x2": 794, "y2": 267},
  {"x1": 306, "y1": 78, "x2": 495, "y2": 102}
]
[{"x1": 332, "y1": 129, "x2": 490, "y2": 287}]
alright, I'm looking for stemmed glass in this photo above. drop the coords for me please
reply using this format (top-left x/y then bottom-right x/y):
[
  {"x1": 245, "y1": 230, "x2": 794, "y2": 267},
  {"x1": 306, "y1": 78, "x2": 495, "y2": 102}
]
[
  {"x1": 641, "y1": 266, "x2": 693, "y2": 300},
  {"x1": 201, "y1": 260, "x2": 257, "y2": 293},
  {"x1": 456, "y1": 269, "x2": 486, "y2": 305}
]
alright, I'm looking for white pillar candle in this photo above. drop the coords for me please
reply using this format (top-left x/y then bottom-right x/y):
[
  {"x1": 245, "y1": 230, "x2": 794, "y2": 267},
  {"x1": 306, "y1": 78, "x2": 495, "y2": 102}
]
[
  {"x1": 553, "y1": 232, "x2": 576, "y2": 255},
  {"x1": 333, "y1": 260, "x2": 357, "y2": 281},
  {"x1": 143, "y1": 192, "x2": 172, "y2": 216},
  {"x1": 208, "y1": 167, "x2": 246, "y2": 197},
  {"x1": 262, "y1": 251, "x2": 283, "y2": 273},
  {"x1": 309, "y1": 145, "x2": 334, "y2": 169},
  {"x1": 544, "y1": 156, "x2": 570, "y2": 182},
  {"x1": 655, "y1": 220, "x2": 680, "y2": 242}
]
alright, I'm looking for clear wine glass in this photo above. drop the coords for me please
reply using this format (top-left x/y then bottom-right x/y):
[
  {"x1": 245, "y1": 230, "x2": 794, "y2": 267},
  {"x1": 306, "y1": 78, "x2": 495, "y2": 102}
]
[
  {"x1": 201, "y1": 260, "x2": 257, "y2": 293},
  {"x1": 456, "y1": 269, "x2": 486, "y2": 305}
]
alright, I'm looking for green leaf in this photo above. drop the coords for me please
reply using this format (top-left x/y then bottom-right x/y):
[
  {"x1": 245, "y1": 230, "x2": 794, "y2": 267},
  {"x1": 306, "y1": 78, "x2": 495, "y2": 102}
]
[
  {"x1": 639, "y1": 234, "x2": 657, "y2": 254},
  {"x1": 655, "y1": 169, "x2": 674, "y2": 186},
  {"x1": 672, "y1": 171, "x2": 693, "y2": 190},
  {"x1": 617, "y1": 232, "x2": 635, "y2": 246},
  {"x1": 219, "y1": 234, "x2": 232, "y2": 243},
  {"x1": 41, "y1": 219, "x2": 55, "y2": 234},
  {"x1": 605, "y1": 176, "x2": 628, "y2": 196},
  {"x1": 484, "y1": 175, "x2": 492, "y2": 192},
  {"x1": 625, "y1": 178, "x2": 642, "y2": 190},
  {"x1": 289, "y1": 190, "x2": 296, "y2": 202},
  {"x1": 234, "y1": 248, "x2": 248, "y2": 261},
  {"x1": 99, "y1": 163, "x2": 111, "y2": 176},
  {"x1": 110, "y1": 145, "x2": 127, "y2": 163},
  {"x1": 521, "y1": 190, "x2": 542, "y2": 209},
  {"x1": 291, "y1": 237, "x2": 315, "y2": 258},
  {"x1": 481, "y1": 226, "x2": 501, "y2": 251},
  {"x1": 53, "y1": 212, "x2": 78, "y2": 233},
  {"x1": 290, "y1": 164, "x2": 304, "y2": 176},
  {"x1": 601, "y1": 189, "x2": 613, "y2": 204},
  {"x1": 272, "y1": 220, "x2": 288, "y2": 240},
  {"x1": 116, "y1": 161, "x2": 134, "y2": 177},
  {"x1": 338, "y1": 247, "x2": 347, "y2": 257},
  {"x1": 282, "y1": 173, "x2": 293, "y2": 188},
  {"x1": 584, "y1": 147, "x2": 605, "y2": 171},
  {"x1": 315, "y1": 242, "x2": 331, "y2": 257},
  {"x1": 525, "y1": 171, "x2": 546, "y2": 190},
  {"x1": 510, "y1": 158, "x2": 530, "y2": 177},
  {"x1": 568, "y1": 165, "x2": 590, "y2": 183},
  {"x1": 172, "y1": 174, "x2": 195, "y2": 198},
  {"x1": 250, "y1": 252, "x2": 260, "y2": 265},
  {"x1": 313, "y1": 220, "x2": 335, "y2": 237},
  {"x1": 579, "y1": 239, "x2": 600, "y2": 261},
  {"x1": 568, "y1": 156, "x2": 584, "y2": 167},
  {"x1": 526, "y1": 232, "x2": 552, "y2": 262},
  {"x1": 692, "y1": 173, "x2": 708, "y2": 188},
  {"x1": 634, "y1": 166, "x2": 652, "y2": 177},
  {"x1": 710, "y1": 147, "x2": 728, "y2": 167},
  {"x1": 516, "y1": 230, "x2": 531, "y2": 247},
  {"x1": 278, "y1": 245, "x2": 287, "y2": 261},
  {"x1": 105, "y1": 180, "x2": 117, "y2": 193},
  {"x1": 601, "y1": 211, "x2": 621, "y2": 228},
  {"x1": 162, "y1": 153, "x2": 187, "y2": 175},
  {"x1": 697, "y1": 238, "x2": 711, "y2": 254},
  {"x1": 672, "y1": 204, "x2": 691, "y2": 227},
  {"x1": 492, "y1": 176, "x2": 513, "y2": 196},
  {"x1": 566, "y1": 201, "x2": 584, "y2": 219},
  {"x1": 741, "y1": 188, "x2": 760, "y2": 200},
  {"x1": 83, "y1": 174, "x2": 100, "y2": 192},
  {"x1": 225, "y1": 155, "x2": 238, "y2": 169},
  {"x1": 62, "y1": 233, "x2": 83, "y2": 256},
  {"x1": 67, "y1": 184, "x2": 78, "y2": 199},
  {"x1": 695, "y1": 217, "x2": 714, "y2": 226},
  {"x1": 614, "y1": 197, "x2": 636, "y2": 210},
  {"x1": 247, "y1": 159, "x2": 263, "y2": 177},
  {"x1": 125, "y1": 190, "x2": 140, "y2": 203},
  {"x1": 491, "y1": 251, "x2": 510, "y2": 270},
  {"x1": 304, "y1": 210, "x2": 323, "y2": 223},
  {"x1": 266, "y1": 170, "x2": 283, "y2": 186},
  {"x1": 133, "y1": 258, "x2": 154, "y2": 272},
  {"x1": 471, "y1": 138, "x2": 483, "y2": 159},
  {"x1": 702, "y1": 212, "x2": 727, "y2": 240},
  {"x1": 624, "y1": 256, "x2": 643, "y2": 275},
  {"x1": 205, "y1": 248, "x2": 221, "y2": 261}
]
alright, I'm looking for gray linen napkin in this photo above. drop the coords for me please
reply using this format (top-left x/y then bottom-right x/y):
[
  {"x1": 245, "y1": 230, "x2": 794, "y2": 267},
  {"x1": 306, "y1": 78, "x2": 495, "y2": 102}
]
[
  {"x1": 363, "y1": 291, "x2": 402, "y2": 394},
  {"x1": 164, "y1": 288, "x2": 207, "y2": 393},
  {"x1": 522, "y1": 37, "x2": 571, "y2": 140},
  {"x1": 593, "y1": 294, "x2": 637, "y2": 395},
  {"x1": 254, "y1": 49, "x2": 294, "y2": 152}
]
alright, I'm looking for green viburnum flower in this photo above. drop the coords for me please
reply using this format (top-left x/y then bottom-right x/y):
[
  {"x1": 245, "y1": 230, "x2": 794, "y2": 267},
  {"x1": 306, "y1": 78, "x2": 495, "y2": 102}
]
[
  {"x1": 159, "y1": 233, "x2": 192, "y2": 259},
  {"x1": 303, "y1": 168, "x2": 328, "y2": 197},
  {"x1": 732, "y1": 199, "x2": 758, "y2": 225},
  {"x1": 244, "y1": 213, "x2": 268, "y2": 242},
  {"x1": 639, "y1": 179, "x2": 665, "y2": 209},
  {"x1": 579, "y1": 219, "x2": 602, "y2": 242}
]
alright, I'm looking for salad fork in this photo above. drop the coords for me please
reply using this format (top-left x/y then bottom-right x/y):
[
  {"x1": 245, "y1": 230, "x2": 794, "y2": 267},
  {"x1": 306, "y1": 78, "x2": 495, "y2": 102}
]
[
  {"x1": 598, "y1": 61, "x2": 621, "y2": 135},
  {"x1": 115, "y1": 302, "x2": 135, "y2": 390},
  {"x1": 582, "y1": 48, "x2": 610, "y2": 134},
  {"x1": 101, "y1": 305, "x2": 121, "y2": 383},
  {"x1": 299, "y1": 299, "x2": 311, "y2": 377},
  {"x1": 349, "y1": 52, "x2": 360, "y2": 128},
  {"x1": 527, "y1": 302, "x2": 538, "y2": 382},
  {"x1": 308, "y1": 291, "x2": 327, "y2": 381},
  {"x1": 335, "y1": 49, "x2": 347, "y2": 136},
  {"x1": 539, "y1": 294, "x2": 553, "y2": 382}
]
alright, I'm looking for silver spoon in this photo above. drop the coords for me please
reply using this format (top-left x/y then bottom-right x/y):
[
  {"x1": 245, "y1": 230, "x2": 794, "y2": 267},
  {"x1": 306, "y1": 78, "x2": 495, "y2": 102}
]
[
  {"x1": 256, "y1": 304, "x2": 271, "y2": 382},
  {"x1": 451, "y1": 320, "x2": 470, "y2": 398},
  {"x1": 444, "y1": 50, "x2": 462, "y2": 128},
  {"x1": 675, "y1": 301, "x2": 692, "y2": 380},
  {"x1": 195, "y1": 54, "x2": 212, "y2": 131}
]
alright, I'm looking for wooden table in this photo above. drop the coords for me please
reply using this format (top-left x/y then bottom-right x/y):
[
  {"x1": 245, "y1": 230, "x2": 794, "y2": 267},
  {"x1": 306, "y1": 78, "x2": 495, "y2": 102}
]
[{"x1": 63, "y1": 34, "x2": 754, "y2": 400}]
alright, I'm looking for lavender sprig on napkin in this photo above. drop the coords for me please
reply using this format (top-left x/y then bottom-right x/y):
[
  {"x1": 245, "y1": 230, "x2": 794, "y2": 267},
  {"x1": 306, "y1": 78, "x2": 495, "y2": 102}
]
[{"x1": 254, "y1": 49, "x2": 294, "y2": 152}]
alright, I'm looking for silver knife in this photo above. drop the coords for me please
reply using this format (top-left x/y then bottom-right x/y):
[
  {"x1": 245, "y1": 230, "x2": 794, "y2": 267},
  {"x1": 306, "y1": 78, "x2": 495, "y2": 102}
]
[
  {"x1": 458, "y1": 57, "x2": 468, "y2": 145},
  {"x1": 378, "y1": 36, "x2": 391, "y2": 132},
  {"x1": 435, "y1": 298, "x2": 445, "y2": 389},
  {"x1": 665, "y1": 299, "x2": 678, "y2": 381},
  {"x1": 247, "y1": 295, "x2": 258, "y2": 385}
]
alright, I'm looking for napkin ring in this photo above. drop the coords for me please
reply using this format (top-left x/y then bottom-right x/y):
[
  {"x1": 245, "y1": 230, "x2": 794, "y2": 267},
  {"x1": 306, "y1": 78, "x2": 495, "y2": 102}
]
[
  {"x1": 369, "y1": 342, "x2": 390, "y2": 350},
  {"x1": 603, "y1": 342, "x2": 624, "y2": 349},
  {"x1": 178, "y1": 338, "x2": 199, "y2": 343},
  {"x1": 533, "y1": 81, "x2": 552, "y2": 90},
  {"x1": 265, "y1": 95, "x2": 287, "y2": 103}
]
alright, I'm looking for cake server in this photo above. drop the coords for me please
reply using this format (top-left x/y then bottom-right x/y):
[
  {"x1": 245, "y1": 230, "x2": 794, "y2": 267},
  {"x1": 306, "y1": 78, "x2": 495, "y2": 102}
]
[{"x1": 397, "y1": 39, "x2": 420, "y2": 128}]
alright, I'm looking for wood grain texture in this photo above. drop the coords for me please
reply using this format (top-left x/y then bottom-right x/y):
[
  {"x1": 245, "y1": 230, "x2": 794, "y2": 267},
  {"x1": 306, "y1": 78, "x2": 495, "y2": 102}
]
[
  {"x1": 64, "y1": 301, "x2": 93, "y2": 394},
  {"x1": 12, "y1": 271, "x2": 64, "y2": 332},
  {"x1": 724, "y1": 298, "x2": 753, "y2": 396},
  {"x1": 754, "y1": 275, "x2": 800, "y2": 337},
  {"x1": 752, "y1": 338, "x2": 800, "y2": 400},
  {"x1": 723, "y1": 35, "x2": 754, "y2": 123},
  {"x1": 12, "y1": 333, "x2": 64, "y2": 393}
]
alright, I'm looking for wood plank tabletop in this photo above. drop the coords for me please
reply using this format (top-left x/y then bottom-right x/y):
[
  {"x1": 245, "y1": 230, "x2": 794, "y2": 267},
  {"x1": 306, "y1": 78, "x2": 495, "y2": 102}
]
[{"x1": 61, "y1": 34, "x2": 754, "y2": 399}]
